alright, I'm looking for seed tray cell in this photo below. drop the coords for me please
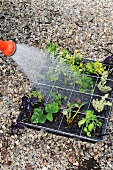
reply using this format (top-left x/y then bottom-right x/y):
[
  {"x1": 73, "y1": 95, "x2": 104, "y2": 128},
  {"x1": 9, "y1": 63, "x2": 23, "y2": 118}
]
[
  {"x1": 88, "y1": 95, "x2": 112, "y2": 118},
  {"x1": 17, "y1": 59, "x2": 113, "y2": 143},
  {"x1": 35, "y1": 66, "x2": 56, "y2": 85},
  {"x1": 49, "y1": 87, "x2": 71, "y2": 106},
  {"x1": 73, "y1": 75, "x2": 97, "y2": 94},
  {"x1": 36, "y1": 111, "x2": 63, "y2": 130},
  {"x1": 108, "y1": 65, "x2": 113, "y2": 80},
  {"x1": 94, "y1": 79, "x2": 113, "y2": 98},
  {"x1": 59, "y1": 113, "x2": 84, "y2": 135},
  {"x1": 32, "y1": 83, "x2": 53, "y2": 103},
  {"x1": 81, "y1": 117, "x2": 108, "y2": 142},
  {"x1": 69, "y1": 91, "x2": 92, "y2": 113},
  {"x1": 54, "y1": 72, "x2": 75, "y2": 90}
]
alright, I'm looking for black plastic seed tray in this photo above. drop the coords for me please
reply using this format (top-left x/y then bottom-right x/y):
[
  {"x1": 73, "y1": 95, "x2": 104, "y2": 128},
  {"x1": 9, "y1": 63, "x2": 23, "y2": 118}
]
[{"x1": 17, "y1": 59, "x2": 113, "y2": 142}]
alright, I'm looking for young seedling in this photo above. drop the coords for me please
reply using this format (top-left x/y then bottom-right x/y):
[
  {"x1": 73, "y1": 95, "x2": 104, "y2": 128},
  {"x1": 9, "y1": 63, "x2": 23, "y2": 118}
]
[
  {"x1": 92, "y1": 61, "x2": 106, "y2": 75},
  {"x1": 20, "y1": 95, "x2": 41, "y2": 114},
  {"x1": 39, "y1": 59, "x2": 72, "y2": 82},
  {"x1": 59, "y1": 48, "x2": 69, "y2": 58},
  {"x1": 62, "y1": 100, "x2": 87, "y2": 125},
  {"x1": 31, "y1": 103, "x2": 59, "y2": 124},
  {"x1": 49, "y1": 92, "x2": 67, "y2": 106},
  {"x1": 84, "y1": 61, "x2": 106, "y2": 75},
  {"x1": 31, "y1": 108, "x2": 47, "y2": 124},
  {"x1": 97, "y1": 71, "x2": 112, "y2": 93},
  {"x1": 31, "y1": 92, "x2": 67, "y2": 123},
  {"x1": 45, "y1": 103, "x2": 59, "y2": 122},
  {"x1": 75, "y1": 74, "x2": 94, "y2": 93},
  {"x1": 45, "y1": 41, "x2": 106, "y2": 76},
  {"x1": 73, "y1": 50, "x2": 83, "y2": 65},
  {"x1": 78, "y1": 110, "x2": 102, "y2": 137},
  {"x1": 46, "y1": 91, "x2": 67, "y2": 121},
  {"x1": 29, "y1": 90, "x2": 44, "y2": 102},
  {"x1": 92, "y1": 93, "x2": 112, "y2": 112},
  {"x1": 45, "y1": 40, "x2": 58, "y2": 57},
  {"x1": 44, "y1": 92, "x2": 67, "y2": 122},
  {"x1": 59, "y1": 49, "x2": 83, "y2": 72}
]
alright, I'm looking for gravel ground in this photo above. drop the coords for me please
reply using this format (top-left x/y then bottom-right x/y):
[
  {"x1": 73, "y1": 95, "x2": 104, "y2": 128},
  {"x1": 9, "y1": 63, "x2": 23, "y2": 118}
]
[{"x1": 0, "y1": 0, "x2": 113, "y2": 170}]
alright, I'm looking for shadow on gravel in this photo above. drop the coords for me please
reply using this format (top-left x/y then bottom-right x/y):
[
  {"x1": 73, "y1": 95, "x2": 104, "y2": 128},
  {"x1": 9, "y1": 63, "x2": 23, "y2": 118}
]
[
  {"x1": 66, "y1": 153, "x2": 101, "y2": 170},
  {"x1": 78, "y1": 158, "x2": 101, "y2": 170}
]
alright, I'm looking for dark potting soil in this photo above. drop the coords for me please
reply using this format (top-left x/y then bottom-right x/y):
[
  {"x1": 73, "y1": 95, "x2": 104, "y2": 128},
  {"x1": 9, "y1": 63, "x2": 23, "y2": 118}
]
[{"x1": 59, "y1": 113, "x2": 84, "y2": 135}]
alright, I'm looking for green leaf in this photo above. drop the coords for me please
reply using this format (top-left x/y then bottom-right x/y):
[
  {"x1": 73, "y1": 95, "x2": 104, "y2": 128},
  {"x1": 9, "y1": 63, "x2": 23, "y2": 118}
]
[
  {"x1": 49, "y1": 92, "x2": 55, "y2": 97},
  {"x1": 80, "y1": 102, "x2": 87, "y2": 107},
  {"x1": 87, "y1": 131, "x2": 91, "y2": 137},
  {"x1": 45, "y1": 41, "x2": 57, "y2": 55},
  {"x1": 78, "y1": 118, "x2": 86, "y2": 127},
  {"x1": 90, "y1": 115, "x2": 97, "y2": 120},
  {"x1": 34, "y1": 108, "x2": 43, "y2": 115},
  {"x1": 84, "y1": 127, "x2": 87, "y2": 132},
  {"x1": 88, "y1": 122, "x2": 94, "y2": 132},
  {"x1": 31, "y1": 108, "x2": 44, "y2": 123},
  {"x1": 73, "y1": 103, "x2": 79, "y2": 108},
  {"x1": 64, "y1": 96, "x2": 67, "y2": 100},
  {"x1": 62, "y1": 109, "x2": 68, "y2": 116},
  {"x1": 96, "y1": 122, "x2": 102, "y2": 127},
  {"x1": 85, "y1": 119, "x2": 90, "y2": 127},
  {"x1": 85, "y1": 110, "x2": 92, "y2": 118},
  {"x1": 47, "y1": 113, "x2": 53, "y2": 122},
  {"x1": 60, "y1": 48, "x2": 69, "y2": 57},
  {"x1": 38, "y1": 115, "x2": 47, "y2": 123},
  {"x1": 29, "y1": 91, "x2": 43, "y2": 102},
  {"x1": 45, "y1": 103, "x2": 59, "y2": 114},
  {"x1": 31, "y1": 115, "x2": 40, "y2": 123}
]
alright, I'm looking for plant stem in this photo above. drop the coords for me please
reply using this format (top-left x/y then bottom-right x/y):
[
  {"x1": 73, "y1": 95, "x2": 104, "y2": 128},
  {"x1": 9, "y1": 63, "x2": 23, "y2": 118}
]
[{"x1": 71, "y1": 105, "x2": 81, "y2": 121}]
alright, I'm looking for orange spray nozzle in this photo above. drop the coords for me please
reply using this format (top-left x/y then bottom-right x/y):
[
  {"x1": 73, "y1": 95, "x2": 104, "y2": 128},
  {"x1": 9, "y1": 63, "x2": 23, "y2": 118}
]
[{"x1": 0, "y1": 40, "x2": 16, "y2": 56}]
